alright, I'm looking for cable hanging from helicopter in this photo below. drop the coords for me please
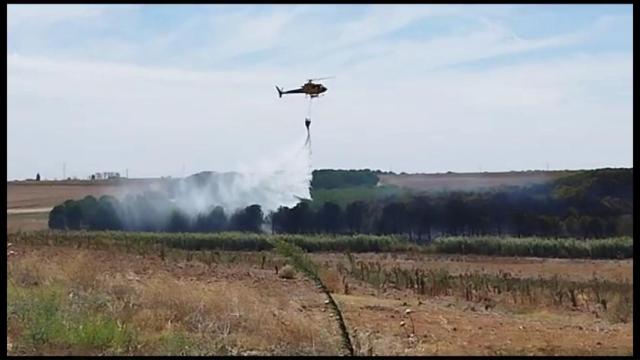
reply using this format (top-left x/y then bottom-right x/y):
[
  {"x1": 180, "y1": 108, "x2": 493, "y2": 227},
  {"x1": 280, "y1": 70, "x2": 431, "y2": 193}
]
[{"x1": 306, "y1": 97, "x2": 313, "y2": 134}]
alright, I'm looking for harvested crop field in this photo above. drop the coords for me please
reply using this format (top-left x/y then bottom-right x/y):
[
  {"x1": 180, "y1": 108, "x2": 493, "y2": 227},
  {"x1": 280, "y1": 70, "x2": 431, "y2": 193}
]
[
  {"x1": 377, "y1": 170, "x2": 575, "y2": 192},
  {"x1": 311, "y1": 252, "x2": 633, "y2": 283},
  {"x1": 7, "y1": 212, "x2": 50, "y2": 233},
  {"x1": 7, "y1": 238, "x2": 633, "y2": 356},
  {"x1": 6, "y1": 180, "x2": 171, "y2": 233},
  {"x1": 6, "y1": 179, "x2": 168, "y2": 209}
]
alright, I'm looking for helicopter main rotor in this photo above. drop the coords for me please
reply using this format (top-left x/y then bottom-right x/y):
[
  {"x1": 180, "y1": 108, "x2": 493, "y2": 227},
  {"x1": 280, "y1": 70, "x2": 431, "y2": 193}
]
[{"x1": 307, "y1": 76, "x2": 335, "y2": 82}]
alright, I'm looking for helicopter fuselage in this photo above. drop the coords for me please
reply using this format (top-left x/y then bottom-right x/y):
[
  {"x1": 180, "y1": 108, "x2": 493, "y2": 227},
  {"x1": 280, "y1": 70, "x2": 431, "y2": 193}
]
[
  {"x1": 301, "y1": 82, "x2": 327, "y2": 95},
  {"x1": 276, "y1": 82, "x2": 327, "y2": 98}
]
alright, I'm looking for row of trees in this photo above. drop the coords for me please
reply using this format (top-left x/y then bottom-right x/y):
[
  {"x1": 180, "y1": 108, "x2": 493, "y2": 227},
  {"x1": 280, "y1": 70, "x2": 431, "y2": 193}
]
[
  {"x1": 49, "y1": 168, "x2": 632, "y2": 240},
  {"x1": 49, "y1": 195, "x2": 264, "y2": 233},
  {"x1": 50, "y1": 192, "x2": 630, "y2": 241},
  {"x1": 272, "y1": 198, "x2": 631, "y2": 241},
  {"x1": 311, "y1": 169, "x2": 379, "y2": 189},
  {"x1": 275, "y1": 169, "x2": 633, "y2": 240}
]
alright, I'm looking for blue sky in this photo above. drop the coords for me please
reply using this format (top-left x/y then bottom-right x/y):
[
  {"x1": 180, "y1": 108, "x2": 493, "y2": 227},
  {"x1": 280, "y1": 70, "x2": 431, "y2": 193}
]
[{"x1": 7, "y1": 4, "x2": 633, "y2": 179}]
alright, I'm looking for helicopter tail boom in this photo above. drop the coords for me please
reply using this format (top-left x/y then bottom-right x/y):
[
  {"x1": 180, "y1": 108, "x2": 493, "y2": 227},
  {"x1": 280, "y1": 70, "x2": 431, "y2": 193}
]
[{"x1": 276, "y1": 86, "x2": 308, "y2": 97}]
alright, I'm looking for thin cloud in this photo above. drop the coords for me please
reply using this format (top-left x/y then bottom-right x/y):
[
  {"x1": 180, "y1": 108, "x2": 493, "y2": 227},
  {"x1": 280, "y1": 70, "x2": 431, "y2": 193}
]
[
  {"x1": 6, "y1": 5, "x2": 633, "y2": 180},
  {"x1": 7, "y1": 4, "x2": 139, "y2": 29}
]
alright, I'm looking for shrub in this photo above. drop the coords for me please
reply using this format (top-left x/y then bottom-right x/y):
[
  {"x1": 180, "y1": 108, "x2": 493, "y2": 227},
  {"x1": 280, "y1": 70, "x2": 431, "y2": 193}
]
[{"x1": 278, "y1": 265, "x2": 296, "y2": 279}]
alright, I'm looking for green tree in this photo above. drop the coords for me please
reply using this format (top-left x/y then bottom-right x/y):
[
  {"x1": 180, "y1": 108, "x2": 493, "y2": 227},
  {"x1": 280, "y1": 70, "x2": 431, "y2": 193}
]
[
  {"x1": 443, "y1": 195, "x2": 468, "y2": 236},
  {"x1": 48, "y1": 205, "x2": 66, "y2": 229},
  {"x1": 311, "y1": 169, "x2": 379, "y2": 189},
  {"x1": 563, "y1": 215, "x2": 581, "y2": 238},
  {"x1": 408, "y1": 196, "x2": 434, "y2": 243},
  {"x1": 195, "y1": 206, "x2": 228, "y2": 232},
  {"x1": 167, "y1": 209, "x2": 190, "y2": 233},
  {"x1": 63, "y1": 200, "x2": 84, "y2": 230},
  {"x1": 290, "y1": 202, "x2": 315, "y2": 234},
  {"x1": 346, "y1": 201, "x2": 367, "y2": 234},
  {"x1": 269, "y1": 206, "x2": 291, "y2": 234},
  {"x1": 230, "y1": 204, "x2": 263, "y2": 233},
  {"x1": 77, "y1": 196, "x2": 99, "y2": 228},
  {"x1": 377, "y1": 202, "x2": 408, "y2": 235},
  {"x1": 89, "y1": 198, "x2": 123, "y2": 230},
  {"x1": 316, "y1": 202, "x2": 344, "y2": 234}
]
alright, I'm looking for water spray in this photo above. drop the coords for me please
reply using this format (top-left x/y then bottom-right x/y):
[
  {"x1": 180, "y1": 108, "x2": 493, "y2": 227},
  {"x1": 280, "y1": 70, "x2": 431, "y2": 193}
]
[{"x1": 112, "y1": 82, "x2": 321, "y2": 229}]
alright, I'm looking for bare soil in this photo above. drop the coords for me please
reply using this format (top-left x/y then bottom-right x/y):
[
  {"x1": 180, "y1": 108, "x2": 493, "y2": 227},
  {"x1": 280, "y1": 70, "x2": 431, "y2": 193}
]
[
  {"x1": 6, "y1": 179, "x2": 170, "y2": 209},
  {"x1": 7, "y1": 213, "x2": 49, "y2": 233},
  {"x1": 6, "y1": 179, "x2": 172, "y2": 234},
  {"x1": 378, "y1": 170, "x2": 574, "y2": 192}
]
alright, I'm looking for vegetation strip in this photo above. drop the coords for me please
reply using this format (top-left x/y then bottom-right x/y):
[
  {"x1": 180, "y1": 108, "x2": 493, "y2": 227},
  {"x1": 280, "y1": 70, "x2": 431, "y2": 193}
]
[
  {"x1": 9, "y1": 231, "x2": 632, "y2": 259},
  {"x1": 338, "y1": 257, "x2": 632, "y2": 324},
  {"x1": 269, "y1": 239, "x2": 355, "y2": 356}
]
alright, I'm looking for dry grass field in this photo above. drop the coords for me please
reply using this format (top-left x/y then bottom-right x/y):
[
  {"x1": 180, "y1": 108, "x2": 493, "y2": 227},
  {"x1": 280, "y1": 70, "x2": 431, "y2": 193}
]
[{"x1": 6, "y1": 240, "x2": 632, "y2": 356}]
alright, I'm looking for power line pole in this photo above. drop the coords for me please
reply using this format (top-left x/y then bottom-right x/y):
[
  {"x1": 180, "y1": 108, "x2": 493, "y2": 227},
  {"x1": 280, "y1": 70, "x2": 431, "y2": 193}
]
[{"x1": 63, "y1": 162, "x2": 66, "y2": 180}]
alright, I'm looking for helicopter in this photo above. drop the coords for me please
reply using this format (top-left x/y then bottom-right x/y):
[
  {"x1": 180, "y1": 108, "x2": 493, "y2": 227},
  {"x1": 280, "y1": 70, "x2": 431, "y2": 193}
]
[{"x1": 275, "y1": 77, "x2": 332, "y2": 98}]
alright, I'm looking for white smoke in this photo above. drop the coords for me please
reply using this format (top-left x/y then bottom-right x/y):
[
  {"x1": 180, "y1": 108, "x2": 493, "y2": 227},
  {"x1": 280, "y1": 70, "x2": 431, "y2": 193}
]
[
  {"x1": 110, "y1": 132, "x2": 313, "y2": 233},
  {"x1": 167, "y1": 133, "x2": 312, "y2": 217}
]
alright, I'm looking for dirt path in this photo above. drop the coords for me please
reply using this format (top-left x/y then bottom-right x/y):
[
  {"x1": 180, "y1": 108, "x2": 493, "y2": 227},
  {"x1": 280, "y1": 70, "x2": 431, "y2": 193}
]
[{"x1": 7, "y1": 207, "x2": 53, "y2": 215}]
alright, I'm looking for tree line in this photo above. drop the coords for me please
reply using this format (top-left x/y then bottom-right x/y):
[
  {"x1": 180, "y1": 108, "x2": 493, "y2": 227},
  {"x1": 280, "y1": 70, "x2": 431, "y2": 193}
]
[
  {"x1": 48, "y1": 196, "x2": 264, "y2": 233},
  {"x1": 272, "y1": 168, "x2": 632, "y2": 240},
  {"x1": 311, "y1": 169, "x2": 379, "y2": 189},
  {"x1": 49, "y1": 168, "x2": 632, "y2": 240}
]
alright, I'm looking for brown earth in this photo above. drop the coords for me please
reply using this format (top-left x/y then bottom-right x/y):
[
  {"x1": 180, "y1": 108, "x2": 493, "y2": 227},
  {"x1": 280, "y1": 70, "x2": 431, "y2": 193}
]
[
  {"x1": 6, "y1": 243, "x2": 633, "y2": 356},
  {"x1": 6, "y1": 180, "x2": 154, "y2": 234},
  {"x1": 6, "y1": 179, "x2": 174, "y2": 234},
  {"x1": 7, "y1": 213, "x2": 50, "y2": 233},
  {"x1": 378, "y1": 170, "x2": 575, "y2": 192},
  {"x1": 7, "y1": 179, "x2": 171, "y2": 209}
]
